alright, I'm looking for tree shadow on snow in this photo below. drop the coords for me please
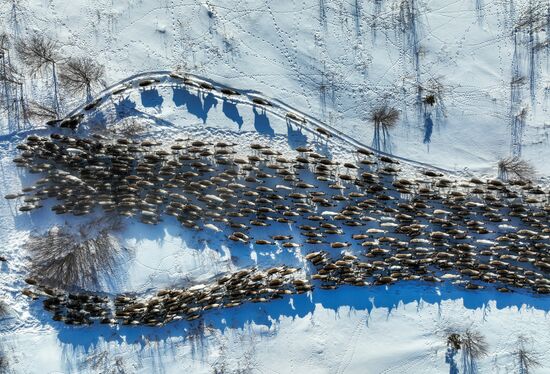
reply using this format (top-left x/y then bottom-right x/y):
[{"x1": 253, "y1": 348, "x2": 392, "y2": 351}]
[
  {"x1": 445, "y1": 348, "x2": 459, "y2": 374},
  {"x1": 423, "y1": 113, "x2": 433, "y2": 145}
]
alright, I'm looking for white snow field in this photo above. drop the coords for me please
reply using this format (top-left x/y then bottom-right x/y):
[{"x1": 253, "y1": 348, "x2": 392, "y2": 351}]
[
  {"x1": 0, "y1": 1, "x2": 550, "y2": 374},
  {"x1": 2, "y1": 0, "x2": 549, "y2": 174}
]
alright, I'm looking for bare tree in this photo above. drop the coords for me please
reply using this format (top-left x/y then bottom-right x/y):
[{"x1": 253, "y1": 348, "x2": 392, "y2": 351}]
[
  {"x1": 0, "y1": 33, "x2": 12, "y2": 115},
  {"x1": 0, "y1": 32, "x2": 28, "y2": 131},
  {"x1": 461, "y1": 329, "x2": 489, "y2": 374},
  {"x1": 0, "y1": 33, "x2": 9, "y2": 51},
  {"x1": 514, "y1": 1, "x2": 549, "y2": 104},
  {"x1": 515, "y1": 1, "x2": 548, "y2": 32},
  {"x1": 27, "y1": 218, "x2": 126, "y2": 291},
  {"x1": 447, "y1": 333, "x2": 462, "y2": 351},
  {"x1": 2, "y1": 0, "x2": 26, "y2": 33},
  {"x1": 392, "y1": 0, "x2": 422, "y2": 107},
  {"x1": 15, "y1": 34, "x2": 62, "y2": 117},
  {"x1": 497, "y1": 157, "x2": 536, "y2": 181},
  {"x1": 24, "y1": 100, "x2": 57, "y2": 121},
  {"x1": 514, "y1": 336, "x2": 542, "y2": 374},
  {"x1": 462, "y1": 330, "x2": 489, "y2": 359},
  {"x1": 0, "y1": 57, "x2": 20, "y2": 84},
  {"x1": 59, "y1": 57, "x2": 105, "y2": 101},
  {"x1": 445, "y1": 332, "x2": 461, "y2": 374},
  {"x1": 80, "y1": 349, "x2": 129, "y2": 374},
  {"x1": 442, "y1": 329, "x2": 489, "y2": 374},
  {"x1": 370, "y1": 105, "x2": 399, "y2": 153}
]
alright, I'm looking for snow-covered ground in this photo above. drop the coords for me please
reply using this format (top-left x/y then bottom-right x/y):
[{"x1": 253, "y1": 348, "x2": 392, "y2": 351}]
[
  {"x1": 2, "y1": 283, "x2": 550, "y2": 373},
  {"x1": 3, "y1": 0, "x2": 549, "y2": 174},
  {"x1": 1, "y1": 0, "x2": 550, "y2": 373}
]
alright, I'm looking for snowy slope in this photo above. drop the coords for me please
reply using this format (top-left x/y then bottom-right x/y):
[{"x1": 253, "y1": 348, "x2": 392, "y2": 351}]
[{"x1": 2, "y1": 0, "x2": 549, "y2": 174}]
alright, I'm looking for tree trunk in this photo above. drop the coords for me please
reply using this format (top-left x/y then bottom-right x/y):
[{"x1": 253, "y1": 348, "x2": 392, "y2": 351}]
[
  {"x1": 52, "y1": 61, "x2": 60, "y2": 118},
  {"x1": 1, "y1": 52, "x2": 14, "y2": 132},
  {"x1": 86, "y1": 83, "x2": 92, "y2": 102}
]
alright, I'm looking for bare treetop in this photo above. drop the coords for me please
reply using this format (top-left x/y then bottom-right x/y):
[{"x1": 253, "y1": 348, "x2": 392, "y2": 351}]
[
  {"x1": 59, "y1": 56, "x2": 105, "y2": 99},
  {"x1": 498, "y1": 157, "x2": 536, "y2": 181},
  {"x1": 0, "y1": 61, "x2": 21, "y2": 84},
  {"x1": 515, "y1": 336, "x2": 543, "y2": 374},
  {"x1": 370, "y1": 105, "x2": 400, "y2": 128},
  {"x1": 15, "y1": 34, "x2": 63, "y2": 117},
  {"x1": 15, "y1": 34, "x2": 61, "y2": 74}
]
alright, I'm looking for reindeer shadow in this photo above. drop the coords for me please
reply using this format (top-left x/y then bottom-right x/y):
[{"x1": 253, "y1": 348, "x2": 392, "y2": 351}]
[
  {"x1": 112, "y1": 96, "x2": 174, "y2": 129},
  {"x1": 286, "y1": 121, "x2": 307, "y2": 149},
  {"x1": 37, "y1": 280, "x2": 550, "y2": 356},
  {"x1": 172, "y1": 87, "x2": 218, "y2": 124},
  {"x1": 253, "y1": 106, "x2": 274, "y2": 137},
  {"x1": 140, "y1": 88, "x2": 164, "y2": 112},
  {"x1": 222, "y1": 99, "x2": 243, "y2": 129}
]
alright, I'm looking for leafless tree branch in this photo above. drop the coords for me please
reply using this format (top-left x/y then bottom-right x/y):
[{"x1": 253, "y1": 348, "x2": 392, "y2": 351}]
[
  {"x1": 370, "y1": 105, "x2": 399, "y2": 153},
  {"x1": 462, "y1": 329, "x2": 489, "y2": 361},
  {"x1": 515, "y1": 1, "x2": 549, "y2": 32},
  {"x1": 498, "y1": 157, "x2": 536, "y2": 181},
  {"x1": 15, "y1": 34, "x2": 61, "y2": 117},
  {"x1": 109, "y1": 117, "x2": 148, "y2": 138},
  {"x1": 24, "y1": 100, "x2": 57, "y2": 121},
  {"x1": 15, "y1": 34, "x2": 60, "y2": 75},
  {"x1": 27, "y1": 217, "x2": 125, "y2": 291},
  {"x1": 515, "y1": 336, "x2": 542, "y2": 374},
  {"x1": 0, "y1": 299, "x2": 8, "y2": 317},
  {"x1": 370, "y1": 105, "x2": 400, "y2": 129},
  {"x1": 0, "y1": 349, "x2": 7, "y2": 374},
  {"x1": 59, "y1": 57, "x2": 105, "y2": 100},
  {"x1": 0, "y1": 33, "x2": 10, "y2": 51}
]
